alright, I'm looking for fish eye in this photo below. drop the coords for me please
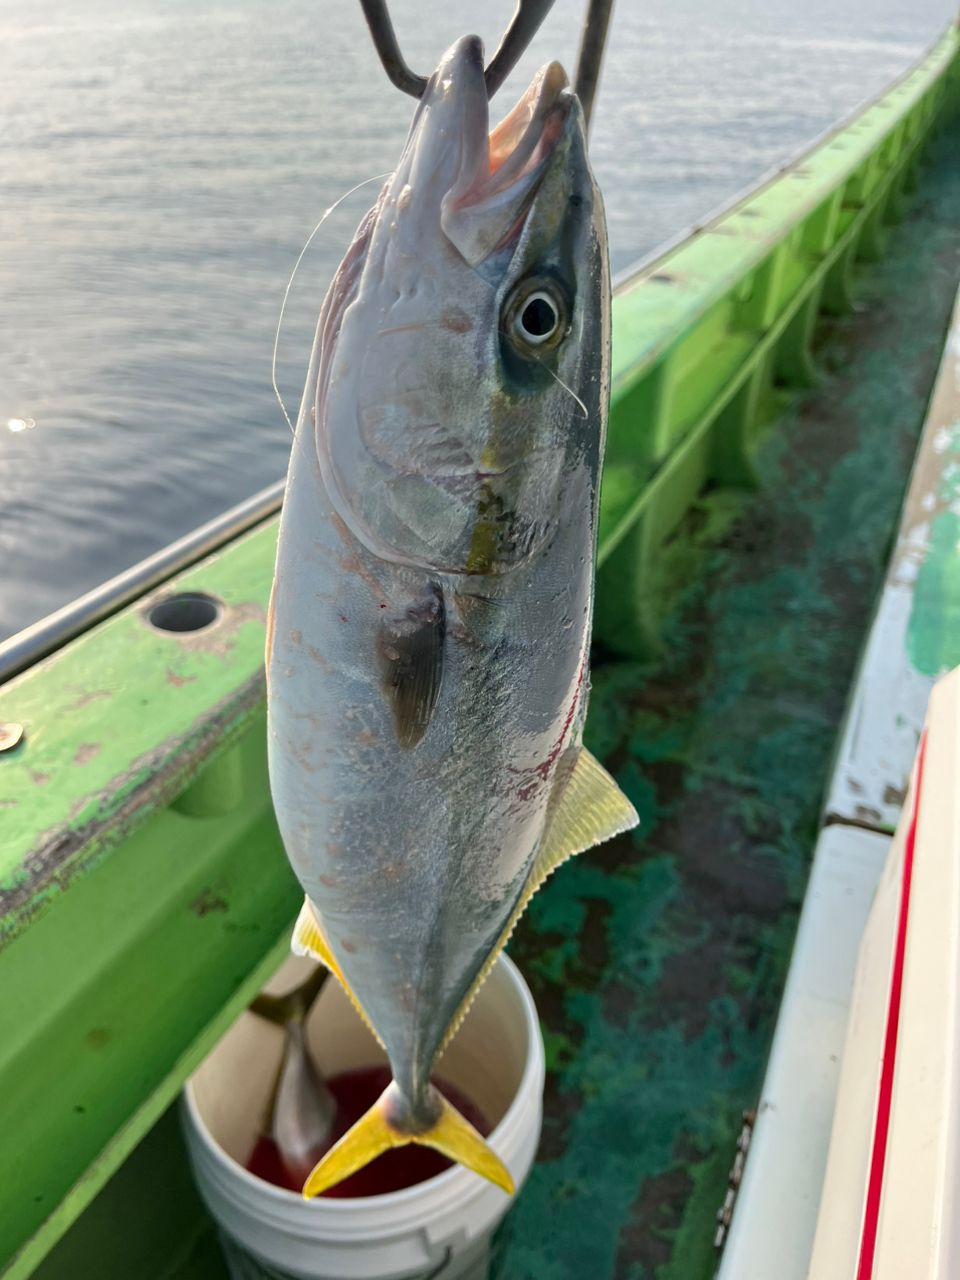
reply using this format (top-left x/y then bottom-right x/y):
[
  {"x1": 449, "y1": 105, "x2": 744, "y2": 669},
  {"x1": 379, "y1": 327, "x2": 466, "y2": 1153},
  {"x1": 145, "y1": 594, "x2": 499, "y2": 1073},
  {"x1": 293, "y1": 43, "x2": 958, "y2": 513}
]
[
  {"x1": 518, "y1": 293, "x2": 559, "y2": 342},
  {"x1": 504, "y1": 279, "x2": 568, "y2": 355}
]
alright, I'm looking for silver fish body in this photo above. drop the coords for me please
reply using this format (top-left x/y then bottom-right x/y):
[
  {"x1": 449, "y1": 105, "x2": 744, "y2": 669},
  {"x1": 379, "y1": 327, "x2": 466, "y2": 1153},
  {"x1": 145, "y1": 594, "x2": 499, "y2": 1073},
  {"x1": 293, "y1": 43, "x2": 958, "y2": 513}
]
[{"x1": 267, "y1": 35, "x2": 636, "y2": 1193}]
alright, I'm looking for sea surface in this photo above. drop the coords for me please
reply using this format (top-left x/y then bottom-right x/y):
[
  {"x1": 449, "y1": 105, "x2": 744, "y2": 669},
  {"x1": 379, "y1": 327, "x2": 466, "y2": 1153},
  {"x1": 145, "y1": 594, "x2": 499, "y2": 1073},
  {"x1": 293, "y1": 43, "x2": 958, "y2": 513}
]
[{"x1": 0, "y1": 0, "x2": 954, "y2": 640}]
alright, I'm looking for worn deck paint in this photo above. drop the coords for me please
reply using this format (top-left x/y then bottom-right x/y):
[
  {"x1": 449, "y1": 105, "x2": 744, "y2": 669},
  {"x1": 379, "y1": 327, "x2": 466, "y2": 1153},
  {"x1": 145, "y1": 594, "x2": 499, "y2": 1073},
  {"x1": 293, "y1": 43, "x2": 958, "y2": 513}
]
[
  {"x1": 908, "y1": 401, "x2": 960, "y2": 678},
  {"x1": 489, "y1": 115, "x2": 960, "y2": 1280},
  {"x1": 824, "y1": 281, "x2": 960, "y2": 831}
]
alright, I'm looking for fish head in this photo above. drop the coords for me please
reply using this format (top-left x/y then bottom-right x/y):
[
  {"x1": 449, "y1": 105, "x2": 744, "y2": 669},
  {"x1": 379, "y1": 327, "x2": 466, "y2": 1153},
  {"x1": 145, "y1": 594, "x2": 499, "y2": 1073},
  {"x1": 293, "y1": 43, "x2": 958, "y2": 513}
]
[{"x1": 316, "y1": 35, "x2": 608, "y2": 576}]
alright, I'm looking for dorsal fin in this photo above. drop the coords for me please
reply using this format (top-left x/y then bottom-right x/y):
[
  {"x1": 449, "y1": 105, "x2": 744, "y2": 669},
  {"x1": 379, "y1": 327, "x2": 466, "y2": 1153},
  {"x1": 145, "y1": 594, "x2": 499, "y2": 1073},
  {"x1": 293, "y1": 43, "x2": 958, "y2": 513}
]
[
  {"x1": 378, "y1": 585, "x2": 445, "y2": 749},
  {"x1": 534, "y1": 747, "x2": 639, "y2": 881},
  {"x1": 439, "y1": 748, "x2": 638, "y2": 1052}
]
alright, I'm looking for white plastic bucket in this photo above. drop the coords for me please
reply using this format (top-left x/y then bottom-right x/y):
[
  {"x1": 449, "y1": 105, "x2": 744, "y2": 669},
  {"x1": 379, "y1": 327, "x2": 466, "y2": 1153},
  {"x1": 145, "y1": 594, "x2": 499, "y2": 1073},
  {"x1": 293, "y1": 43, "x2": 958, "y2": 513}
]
[{"x1": 181, "y1": 953, "x2": 545, "y2": 1280}]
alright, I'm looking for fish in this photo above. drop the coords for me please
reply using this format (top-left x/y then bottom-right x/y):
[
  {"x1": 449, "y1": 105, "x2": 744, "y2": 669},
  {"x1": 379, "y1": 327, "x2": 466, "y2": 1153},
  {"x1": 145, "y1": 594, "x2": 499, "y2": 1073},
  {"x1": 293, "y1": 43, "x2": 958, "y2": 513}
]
[
  {"x1": 266, "y1": 32, "x2": 638, "y2": 1198},
  {"x1": 249, "y1": 965, "x2": 335, "y2": 1187}
]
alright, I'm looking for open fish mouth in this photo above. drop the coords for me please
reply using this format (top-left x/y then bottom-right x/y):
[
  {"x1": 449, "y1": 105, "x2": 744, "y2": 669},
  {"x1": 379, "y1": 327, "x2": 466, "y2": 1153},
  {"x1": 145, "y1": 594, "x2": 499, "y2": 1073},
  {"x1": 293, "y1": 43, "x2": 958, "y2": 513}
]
[
  {"x1": 435, "y1": 40, "x2": 575, "y2": 266},
  {"x1": 455, "y1": 59, "x2": 571, "y2": 211}
]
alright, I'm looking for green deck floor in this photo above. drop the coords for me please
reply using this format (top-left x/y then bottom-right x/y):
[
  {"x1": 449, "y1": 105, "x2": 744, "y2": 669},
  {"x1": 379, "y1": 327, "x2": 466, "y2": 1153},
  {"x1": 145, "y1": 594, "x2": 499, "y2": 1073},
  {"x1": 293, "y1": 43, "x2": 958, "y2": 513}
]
[{"x1": 30, "y1": 115, "x2": 960, "y2": 1280}]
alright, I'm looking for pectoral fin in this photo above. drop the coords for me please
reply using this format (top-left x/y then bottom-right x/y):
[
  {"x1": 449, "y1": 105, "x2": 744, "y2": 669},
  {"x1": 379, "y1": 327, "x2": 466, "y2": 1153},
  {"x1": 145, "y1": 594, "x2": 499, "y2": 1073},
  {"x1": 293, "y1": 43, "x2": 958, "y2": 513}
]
[
  {"x1": 441, "y1": 748, "x2": 638, "y2": 1051},
  {"x1": 379, "y1": 586, "x2": 445, "y2": 749}
]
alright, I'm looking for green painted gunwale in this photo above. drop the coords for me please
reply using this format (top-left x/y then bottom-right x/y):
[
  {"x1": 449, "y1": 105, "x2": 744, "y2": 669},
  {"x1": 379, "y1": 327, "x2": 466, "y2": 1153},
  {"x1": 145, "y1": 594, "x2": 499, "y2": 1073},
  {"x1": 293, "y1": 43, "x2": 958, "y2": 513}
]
[
  {"x1": 597, "y1": 26, "x2": 960, "y2": 654},
  {"x1": 1, "y1": 25, "x2": 959, "y2": 1280}
]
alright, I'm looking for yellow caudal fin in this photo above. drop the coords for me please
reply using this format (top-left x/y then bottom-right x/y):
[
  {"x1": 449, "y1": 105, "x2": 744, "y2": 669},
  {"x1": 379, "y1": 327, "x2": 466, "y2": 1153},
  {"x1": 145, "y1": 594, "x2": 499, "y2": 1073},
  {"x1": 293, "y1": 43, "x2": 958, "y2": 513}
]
[
  {"x1": 302, "y1": 1082, "x2": 514, "y2": 1198},
  {"x1": 440, "y1": 748, "x2": 638, "y2": 1053},
  {"x1": 291, "y1": 897, "x2": 384, "y2": 1047}
]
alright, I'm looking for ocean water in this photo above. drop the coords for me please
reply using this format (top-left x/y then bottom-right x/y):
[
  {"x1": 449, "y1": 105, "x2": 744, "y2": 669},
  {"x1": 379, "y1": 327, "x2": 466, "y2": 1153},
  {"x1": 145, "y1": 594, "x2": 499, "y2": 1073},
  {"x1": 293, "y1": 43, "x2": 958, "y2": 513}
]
[{"x1": 0, "y1": 0, "x2": 954, "y2": 640}]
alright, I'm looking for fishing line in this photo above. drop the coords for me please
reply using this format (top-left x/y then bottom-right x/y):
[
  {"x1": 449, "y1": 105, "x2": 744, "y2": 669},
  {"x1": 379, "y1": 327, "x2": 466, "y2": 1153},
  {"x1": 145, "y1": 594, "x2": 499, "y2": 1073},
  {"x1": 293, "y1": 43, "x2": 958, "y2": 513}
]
[
  {"x1": 542, "y1": 360, "x2": 589, "y2": 419},
  {"x1": 272, "y1": 172, "x2": 391, "y2": 435},
  {"x1": 497, "y1": 317, "x2": 591, "y2": 421}
]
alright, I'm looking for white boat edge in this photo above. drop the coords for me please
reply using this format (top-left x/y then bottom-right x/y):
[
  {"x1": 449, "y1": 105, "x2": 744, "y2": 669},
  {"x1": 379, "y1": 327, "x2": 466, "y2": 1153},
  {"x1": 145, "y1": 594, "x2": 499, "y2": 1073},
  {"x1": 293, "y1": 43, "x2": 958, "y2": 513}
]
[{"x1": 716, "y1": 285, "x2": 960, "y2": 1278}]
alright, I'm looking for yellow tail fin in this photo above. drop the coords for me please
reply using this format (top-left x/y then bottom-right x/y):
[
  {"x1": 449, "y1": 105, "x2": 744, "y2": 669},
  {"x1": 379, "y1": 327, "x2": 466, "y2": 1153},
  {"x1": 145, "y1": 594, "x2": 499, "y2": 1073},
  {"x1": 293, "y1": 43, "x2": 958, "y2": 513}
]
[{"x1": 302, "y1": 1081, "x2": 514, "y2": 1197}]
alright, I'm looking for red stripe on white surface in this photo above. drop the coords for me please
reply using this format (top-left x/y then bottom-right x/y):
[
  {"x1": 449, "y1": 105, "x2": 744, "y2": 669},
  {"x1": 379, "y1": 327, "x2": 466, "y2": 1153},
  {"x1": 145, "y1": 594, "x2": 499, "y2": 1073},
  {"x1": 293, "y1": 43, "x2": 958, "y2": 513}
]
[{"x1": 855, "y1": 732, "x2": 928, "y2": 1280}]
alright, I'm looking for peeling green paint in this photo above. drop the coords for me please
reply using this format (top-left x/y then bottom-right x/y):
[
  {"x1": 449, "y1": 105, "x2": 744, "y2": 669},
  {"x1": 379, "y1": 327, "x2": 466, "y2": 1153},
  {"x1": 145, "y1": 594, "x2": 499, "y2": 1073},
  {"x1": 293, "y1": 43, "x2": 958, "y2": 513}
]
[
  {"x1": 907, "y1": 418, "x2": 960, "y2": 675},
  {"x1": 0, "y1": 527, "x2": 276, "y2": 944}
]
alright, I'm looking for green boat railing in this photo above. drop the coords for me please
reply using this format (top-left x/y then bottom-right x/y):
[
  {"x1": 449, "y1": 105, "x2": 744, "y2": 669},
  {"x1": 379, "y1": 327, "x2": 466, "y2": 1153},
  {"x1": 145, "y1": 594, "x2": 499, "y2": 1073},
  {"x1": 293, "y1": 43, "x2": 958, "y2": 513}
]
[
  {"x1": 0, "y1": 481, "x2": 284, "y2": 687},
  {"x1": 1, "y1": 23, "x2": 958, "y2": 1280},
  {"x1": 597, "y1": 25, "x2": 960, "y2": 654}
]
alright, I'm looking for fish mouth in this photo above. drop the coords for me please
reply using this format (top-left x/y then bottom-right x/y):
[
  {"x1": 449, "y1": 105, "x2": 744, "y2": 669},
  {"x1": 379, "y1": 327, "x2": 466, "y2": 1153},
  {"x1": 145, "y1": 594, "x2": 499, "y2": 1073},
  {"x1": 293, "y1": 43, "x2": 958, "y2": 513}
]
[
  {"x1": 419, "y1": 37, "x2": 574, "y2": 266},
  {"x1": 453, "y1": 58, "x2": 571, "y2": 211}
]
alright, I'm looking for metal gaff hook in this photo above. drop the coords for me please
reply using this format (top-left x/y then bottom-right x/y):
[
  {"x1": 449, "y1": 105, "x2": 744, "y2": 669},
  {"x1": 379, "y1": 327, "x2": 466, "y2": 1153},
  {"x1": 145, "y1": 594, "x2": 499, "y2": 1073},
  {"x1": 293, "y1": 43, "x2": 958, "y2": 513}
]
[
  {"x1": 357, "y1": 0, "x2": 558, "y2": 100},
  {"x1": 574, "y1": 0, "x2": 614, "y2": 129}
]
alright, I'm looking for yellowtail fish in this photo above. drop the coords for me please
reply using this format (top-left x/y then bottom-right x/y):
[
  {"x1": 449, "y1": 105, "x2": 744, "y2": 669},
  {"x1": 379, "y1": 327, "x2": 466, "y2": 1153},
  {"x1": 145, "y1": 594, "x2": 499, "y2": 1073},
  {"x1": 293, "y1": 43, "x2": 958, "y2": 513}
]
[{"x1": 266, "y1": 33, "x2": 637, "y2": 1197}]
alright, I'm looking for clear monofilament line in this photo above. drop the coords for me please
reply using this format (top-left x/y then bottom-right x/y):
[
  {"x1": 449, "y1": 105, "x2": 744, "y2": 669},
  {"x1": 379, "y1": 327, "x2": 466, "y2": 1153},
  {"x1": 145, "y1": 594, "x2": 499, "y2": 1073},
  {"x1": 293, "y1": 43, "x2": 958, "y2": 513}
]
[
  {"x1": 272, "y1": 172, "x2": 391, "y2": 435},
  {"x1": 542, "y1": 359, "x2": 589, "y2": 419}
]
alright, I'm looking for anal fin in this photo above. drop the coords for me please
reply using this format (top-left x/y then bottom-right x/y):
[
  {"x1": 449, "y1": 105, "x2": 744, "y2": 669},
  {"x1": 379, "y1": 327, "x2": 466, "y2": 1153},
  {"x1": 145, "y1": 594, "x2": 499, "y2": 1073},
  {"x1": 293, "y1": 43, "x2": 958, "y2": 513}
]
[
  {"x1": 291, "y1": 898, "x2": 384, "y2": 1047},
  {"x1": 292, "y1": 898, "x2": 344, "y2": 977}
]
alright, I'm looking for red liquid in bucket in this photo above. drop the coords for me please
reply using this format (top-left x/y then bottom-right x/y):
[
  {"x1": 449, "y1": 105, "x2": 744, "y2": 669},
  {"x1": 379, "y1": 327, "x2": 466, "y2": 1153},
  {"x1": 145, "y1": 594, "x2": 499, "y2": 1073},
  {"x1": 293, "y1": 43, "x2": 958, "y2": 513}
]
[{"x1": 246, "y1": 1065, "x2": 490, "y2": 1198}]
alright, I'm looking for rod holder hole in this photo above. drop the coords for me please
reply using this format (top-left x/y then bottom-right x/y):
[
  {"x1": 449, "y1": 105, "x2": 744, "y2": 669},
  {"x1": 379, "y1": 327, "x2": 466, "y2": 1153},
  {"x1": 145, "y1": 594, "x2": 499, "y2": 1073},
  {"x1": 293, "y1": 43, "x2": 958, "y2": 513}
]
[{"x1": 147, "y1": 592, "x2": 222, "y2": 634}]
